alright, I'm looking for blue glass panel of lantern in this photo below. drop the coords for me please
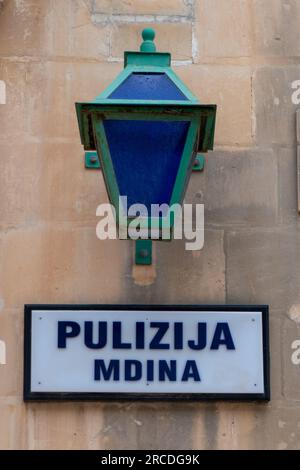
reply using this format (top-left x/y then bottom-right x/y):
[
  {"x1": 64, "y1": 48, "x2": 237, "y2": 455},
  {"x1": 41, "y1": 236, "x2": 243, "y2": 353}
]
[
  {"x1": 108, "y1": 73, "x2": 188, "y2": 101},
  {"x1": 103, "y1": 120, "x2": 190, "y2": 211}
]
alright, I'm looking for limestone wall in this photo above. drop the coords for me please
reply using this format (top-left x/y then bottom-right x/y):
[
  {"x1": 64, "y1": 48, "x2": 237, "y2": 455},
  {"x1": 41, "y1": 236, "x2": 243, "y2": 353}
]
[{"x1": 0, "y1": 0, "x2": 300, "y2": 450}]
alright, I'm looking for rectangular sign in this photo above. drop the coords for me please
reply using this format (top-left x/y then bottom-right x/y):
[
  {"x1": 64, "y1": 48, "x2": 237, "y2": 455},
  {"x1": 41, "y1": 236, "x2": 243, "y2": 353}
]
[{"x1": 24, "y1": 305, "x2": 270, "y2": 401}]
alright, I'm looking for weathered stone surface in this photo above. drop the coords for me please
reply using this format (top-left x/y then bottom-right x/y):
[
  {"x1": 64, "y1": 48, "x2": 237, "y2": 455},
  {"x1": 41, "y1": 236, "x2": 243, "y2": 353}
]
[
  {"x1": 94, "y1": 0, "x2": 192, "y2": 16},
  {"x1": 0, "y1": 142, "x2": 43, "y2": 226},
  {"x1": 0, "y1": 140, "x2": 113, "y2": 227},
  {"x1": 186, "y1": 149, "x2": 278, "y2": 227},
  {"x1": 298, "y1": 146, "x2": 300, "y2": 213},
  {"x1": 176, "y1": 65, "x2": 252, "y2": 145},
  {"x1": 276, "y1": 148, "x2": 300, "y2": 224},
  {"x1": 253, "y1": 66, "x2": 300, "y2": 146},
  {"x1": 297, "y1": 110, "x2": 300, "y2": 144},
  {"x1": 194, "y1": 403, "x2": 258, "y2": 449},
  {"x1": 111, "y1": 22, "x2": 192, "y2": 61},
  {"x1": 0, "y1": 60, "x2": 122, "y2": 143},
  {"x1": 21, "y1": 61, "x2": 121, "y2": 141},
  {"x1": 252, "y1": 403, "x2": 300, "y2": 450},
  {"x1": 101, "y1": 402, "x2": 197, "y2": 450},
  {"x1": 226, "y1": 229, "x2": 300, "y2": 311},
  {"x1": 0, "y1": 0, "x2": 110, "y2": 60},
  {"x1": 68, "y1": 5, "x2": 110, "y2": 60},
  {"x1": 148, "y1": 230, "x2": 225, "y2": 304},
  {"x1": 85, "y1": 0, "x2": 194, "y2": 18},
  {"x1": 195, "y1": 0, "x2": 252, "y2": 60},
  {"x1": 0, "y1": 310, "x2": 21, "y2": 398},
  {"x1": 253, "y1": 0, "x2": 300, "y2": 57},
  {"x1": 0, "y1": 399, "x2": 26, "y2": 449},
  {"x1": 0, "y1": 0, "x2": 49, "y2": 57},
  {"x1": 269, "y1": 316, "x2": 283, "y2": 401},
  {"x1": 0, "y1": 226, "x2": 128, "y2": 309},
  {"x1": 0, "y1": 61, "x2": 28, "y2": 141},
  {"x1": 282, "y1": 317, "x2": 300, "y2": 401},
  {"x1": 27, "y1": 402, "x2": 105, "y2": 450},
  {"x1": 111, "y1": 230, "x2": 224, "y2": 305},
  {"x1": 39, "y1": 143, "x2": 108, "y2": 225}
]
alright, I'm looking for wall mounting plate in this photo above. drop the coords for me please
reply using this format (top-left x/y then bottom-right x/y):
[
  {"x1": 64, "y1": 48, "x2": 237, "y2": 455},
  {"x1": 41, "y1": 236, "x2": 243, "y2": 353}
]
[
  {"x1": 193, "y1": 154, "x2": 205, "y2": 172},
  {"x1": 85, "y1": 151, "x2": 101, "y2": 169},
  {"x1": 135, "y1": 240, "x2": 152, "y2": 265}
]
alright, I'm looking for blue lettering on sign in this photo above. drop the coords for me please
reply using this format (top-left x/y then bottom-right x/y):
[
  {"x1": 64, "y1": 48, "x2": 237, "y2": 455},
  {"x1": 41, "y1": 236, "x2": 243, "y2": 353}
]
[
  {"x1": 210, "y1": 323, "x2": 235, "y2": 350},
  {"x1": 147, "y1": 360, "x2": 154, "y2": 382},
  {"x1": 112, "y1": 322, "x2": 131, "y2": 349},
  {"x1": 188, "y1": 322, "x2": 207, "y2": 350},
  {"x1": 94, "y1": 359, "x2": 120, "y2": 381},
  {"x1": 182, "y1": 360, "x2": 201, "y2": 382},
  {"x1": 57, "y1": 321, "x2": 80, "y2": 348},
  {"x1": 125, "y1": 360, "x2": 142, "y2": 381},
  {"x1": 149, "y1": 322, "x2": 170, "y2": 349},
  {"x1": 57, "y1": 321, "x2": 235, "y2": 351},
  {"x1": 159, "y1": 360, "x2": 176, "y2": 381},
  {"x1": 57, "y1": 320, "x2": 236, "y2": 384},
  {"x1": 94, "y1": 359, "x2": 201, "y2": 382},
  {"x1": 174, "y1": 323, "x2": 183, "y2": 350},
  {"x1": 135, "y1": 322, "x2": 145, "y2": 349},
  {"x1": 85, "y1": 321, "x2": 107, "y2": 349}
]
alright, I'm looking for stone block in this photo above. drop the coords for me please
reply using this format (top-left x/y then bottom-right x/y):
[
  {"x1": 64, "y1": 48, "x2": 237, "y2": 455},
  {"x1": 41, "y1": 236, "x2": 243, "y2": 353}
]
[
  {"x1": 0, "y1": 226, "x2": 129, "y2": 309},
  {"x1": 0, "y1": 0, "x2": 110, "y2": 60},
  {"x1": 0, "y1": 399, "x2": 26, "y2": 449},
  {"x1": 176, "y1": 65, "x2": 252, "y2": 145},
  {"x1": 297, "y1": 109, "x2": 300, "y2": 144},
  {"x1": 195, "y1": 0, "x2": 252, "y2": 59},
  {"x1": 21, "y1": 61, "x2": 121, "y2": 140},
  {"x1": 186, "y1": 149, "x2": 278, "y2": 227},
  {"x1": 110, "y1": 0, "x2": 191, "y2": 16},
  {"x1": 276, "y1": 148, "x2": 299, "y2": 224},
  {"x1": 28, "y1": 402, "x2": 105, "y2": 450},
  {"x1": 0, "y1": 140, "x2": 112, "y2": 227},
  {"x1": 298, "y1": 146, "x2": 300, "y2": 213},
  {"x1": 282, "y1": 317, "x2": 300, "y2": 401},
  {"x1": 226, "y1": 228, "x2": 300, "y2": 311},
  {"x1": 101, "y1": 402, "x2": 197, "y2": 450},
  {"x1": 0, "y1": 62, "x2": 28, "y2": 141},
  {"x1": 140, "y1": 229, "x2": 225, "y2": 304},
  {"x1": 0, "y1": 0, "x2": 49, "y2": 57},
  {"x1": 253, "y1": 66, "x2": 300, "y2": 146},
  {"x1": 251, "y1": 402, "x2": 300, "y2": 449},
  {"x1": 269, "y1": 316, "x2": 283, "y2": 401},
  {"x1": 0, "y1": 310, "x2": 21, "y2": 398},
  {"x1": 253, "y1": 0, "x2": 300, "y2": 57}
]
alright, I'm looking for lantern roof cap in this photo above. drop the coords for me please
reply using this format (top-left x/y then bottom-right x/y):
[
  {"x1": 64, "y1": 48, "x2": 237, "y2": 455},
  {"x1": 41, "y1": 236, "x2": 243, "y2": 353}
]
[
  {"x1": 122, "y1": 28, "x2": 171, "y2": 67},
  {"x1": 90, "y1": 28, "x2": 199, "y2": 103},
  {"x1": 75, "y1": 28, "x2": 217, "y2": 140},
  {"x1": 140, "y1": 28, "x2": 156, "y2": 52}
]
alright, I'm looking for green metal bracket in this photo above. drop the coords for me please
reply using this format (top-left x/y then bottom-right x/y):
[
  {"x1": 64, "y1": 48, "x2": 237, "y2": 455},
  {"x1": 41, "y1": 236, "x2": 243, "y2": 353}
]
[
  {"x1": 85, "y1": 151, "x2": 205, "y2": 172},
  {"x1": 85, "y1": 151, "x2": 100, "y2": 169},
  {"x1": 135, "y1": 240, "x2": 152, "y2": 265},
  {"x1": 193, "y1": 154, "x2": 205, "y2": 172}
]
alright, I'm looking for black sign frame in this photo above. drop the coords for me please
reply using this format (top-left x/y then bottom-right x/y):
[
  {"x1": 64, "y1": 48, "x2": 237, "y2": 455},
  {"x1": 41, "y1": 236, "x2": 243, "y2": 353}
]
[{"x1": 24, "y1": 304, "x2": 270, "y2": 402}]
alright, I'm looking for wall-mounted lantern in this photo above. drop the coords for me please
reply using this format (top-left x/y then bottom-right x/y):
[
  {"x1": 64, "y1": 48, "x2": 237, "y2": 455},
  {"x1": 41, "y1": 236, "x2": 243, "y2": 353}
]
[{"x1": 76, "y1": 29, "x2": 217, "y2": 265}]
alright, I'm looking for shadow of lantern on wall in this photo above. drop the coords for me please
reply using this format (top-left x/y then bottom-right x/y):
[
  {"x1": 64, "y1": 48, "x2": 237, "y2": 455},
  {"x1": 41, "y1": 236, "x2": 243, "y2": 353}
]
[{"x1": 76, "y1": 29, "x2": 217, "y2": 265}]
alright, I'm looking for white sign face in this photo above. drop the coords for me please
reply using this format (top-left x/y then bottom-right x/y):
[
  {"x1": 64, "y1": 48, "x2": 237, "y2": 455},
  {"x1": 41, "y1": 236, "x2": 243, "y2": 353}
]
[{"x1": 24, "y1": 306, "x2": 269, "y2": 400}]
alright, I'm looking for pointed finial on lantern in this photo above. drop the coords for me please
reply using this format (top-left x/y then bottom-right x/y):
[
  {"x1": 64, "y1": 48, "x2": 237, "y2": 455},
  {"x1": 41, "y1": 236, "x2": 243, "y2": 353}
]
[{"x1": 140, "y1": 28, "x2": 156, "y2": 53}]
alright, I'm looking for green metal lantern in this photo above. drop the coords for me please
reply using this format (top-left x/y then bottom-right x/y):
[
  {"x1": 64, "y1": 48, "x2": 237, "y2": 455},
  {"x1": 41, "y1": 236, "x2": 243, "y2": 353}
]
[{"x1": 76, "y1": 29, "x2": 217, "y2": 264}]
